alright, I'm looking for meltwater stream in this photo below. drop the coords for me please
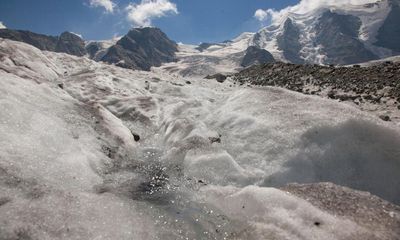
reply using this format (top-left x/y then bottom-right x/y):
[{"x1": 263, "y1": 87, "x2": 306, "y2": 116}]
[{"x1": 0, "y1": 40, "x2": 399, "y2": 239}]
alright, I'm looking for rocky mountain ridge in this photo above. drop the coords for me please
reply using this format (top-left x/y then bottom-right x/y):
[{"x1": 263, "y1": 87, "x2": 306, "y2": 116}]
[
  {"x1": 0, "y1": 29, "x2": 86, "y2": 56},
  {"x1": 0, "y1": 27, "x2": 178, "y2": 71}
]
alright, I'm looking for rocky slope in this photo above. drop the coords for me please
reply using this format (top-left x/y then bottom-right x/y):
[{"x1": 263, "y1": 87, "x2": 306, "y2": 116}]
[
  {"x1": 313, "y1": 10, "x2": 377, "y2": 65},
  {"x1": 233, "y1": 61, "x2": 400, "y2": 122},
  {"x1": 0, "y1": 29, "x2": 87, "y2": 56},
  {"x1": 275, "y1": 19, "x2": 304, "y2": 64},
  {"x1": 375, "y1": 0, "x2": 400, "y2": 52}
]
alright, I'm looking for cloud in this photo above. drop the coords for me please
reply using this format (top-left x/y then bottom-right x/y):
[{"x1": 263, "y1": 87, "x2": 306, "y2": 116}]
[
  {"x1": 125, "y1": 0, "x2": 178, "y2": 27},
  {"x1": 254, "y1": 9, "x2": 275, "y2": 24},
  {"x1": 254, "y1": 9, "x2": 270, "y2": 22},
  {"x1": 0, "y1": 21, "x2": 6, "y2": 29},
  {"x1": 89, "y1": 0, "x2": 116, "y2": 13},
  {"x1": 254, "y1": 0, "x2": 378, "y2": 25}
]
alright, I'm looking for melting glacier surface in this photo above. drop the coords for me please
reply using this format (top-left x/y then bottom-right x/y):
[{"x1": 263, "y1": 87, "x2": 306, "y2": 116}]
[{"x1": 0, "y1": 39, "x2": 400, "y2": 239}]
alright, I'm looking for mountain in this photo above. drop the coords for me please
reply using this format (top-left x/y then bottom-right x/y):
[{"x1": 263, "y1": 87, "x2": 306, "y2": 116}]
[
  {"x1": 167, "y1": 0, "x2": 400, "y2": 74},
  {"x1": 241, "y1": 46, "x2": 275, "y2": 67},
  {"x1": 1, "y1": 0, "x2": 399, "y2": 74},
  {"x1": 0, "y1": 27, "x2": 179, "y2": 71},
  {"x1": 85, "y1": 39, "x2": 118, "y2": 61},
  {"x1": 250, "y1": 0, "x2": 400, "y2": 65},
  {"x1": 55, "y1": 32, "x2": 87, "y2": 57},
  {"x1": 375, "y1": 0, "x2": 400, "y2": 52},
  {"x1": 0, "y1": 27, "x2": 177, "y2": 71},
  {"x1": 157, "y1": 32, "x2": 261, "y2": 76},
  {"x1": 101, "y1": 28, "x2": 178, "y2": 71},
  {"x1": 313, "y1": 10, "x2": 378, "y2": 65},
  {"x1": 0, "y1": 29, "x2": 87, "y2": 56},
  {"x1": 0, "y1": 29, "x2": 58, "y2": 51},
  {"x1": 275, "y1": 19, "x2": 304, "y2": 64},
  {"x1": 156, "y1": 0, "x2": 400, "y2": 77}
]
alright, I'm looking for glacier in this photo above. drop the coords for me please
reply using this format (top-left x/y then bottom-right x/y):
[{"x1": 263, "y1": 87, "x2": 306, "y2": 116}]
[{"x1": 0, "y1": 39, "x2": 399, "y2": 239}]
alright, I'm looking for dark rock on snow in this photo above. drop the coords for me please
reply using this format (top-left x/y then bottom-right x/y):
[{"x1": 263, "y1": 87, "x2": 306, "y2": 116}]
[
  {"x1": 205, "y1": 73, "x2": 227, "y2": 83},
  {"x1": 241, "y1": 46, "x2": 275, "y2": 67},
  {"x1": 276, "y1": 18, "x2": 305, "y2": 64},
  {"x1": 314, "y1": 11, "x2": 378, "y2": 65}
]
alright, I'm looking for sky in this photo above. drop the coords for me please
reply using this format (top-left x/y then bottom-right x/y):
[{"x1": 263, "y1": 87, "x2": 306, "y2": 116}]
[{"x1": 0, "y1": 0, "x2": 300, "y2": 44}]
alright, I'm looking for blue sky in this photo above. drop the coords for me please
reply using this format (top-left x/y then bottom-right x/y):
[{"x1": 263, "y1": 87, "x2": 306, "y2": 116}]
[{"x1": 0, "y1": 0, "x2": 299, "y2": 44}]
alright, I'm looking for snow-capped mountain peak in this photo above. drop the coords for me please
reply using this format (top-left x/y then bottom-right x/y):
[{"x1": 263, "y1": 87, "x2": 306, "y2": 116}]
[{"x1": 251, "y1": 0, "x2": 399, "y2": 65}]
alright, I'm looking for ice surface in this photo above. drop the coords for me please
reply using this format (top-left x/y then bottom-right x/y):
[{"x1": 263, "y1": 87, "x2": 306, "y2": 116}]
[
  {"x1": 265, "y1": 119, "x2": 400, "y2": 204},
  {"x1": 200, "y1": 185, "x2": 369, "y2": 240},
  {"x1": 159, "y1": 33, "x2": 255, "y2": 76},
  {"x1": 0, "y1": 39, "x2": 399, "y2": 239}
]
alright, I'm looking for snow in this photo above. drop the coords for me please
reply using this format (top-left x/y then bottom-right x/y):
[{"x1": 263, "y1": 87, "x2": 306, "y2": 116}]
[
  {"x1": 159, "y1": 32, "x2": 255, "y2": 76},
  {"x1": 0, "y1": 39, "x2": 399, "y2": 239},
  {"x1": 0, "y1": 39, "x2": 61, "y2": 81},
  {"x1": 85, "y1": 37, "x2": 121, "y2": 61},
  {"x1": 200, "y1": 185, "x2": 367, "y2": 240},
  {"x1": 253, "y1": 0, "x2": 395, "y2": 63},
  {"x1": 69, "y1": 32, "x2": 83, "y2": 39},
  {"x1": 167, "y1": 0, "x2": 395, "y2": 71}
]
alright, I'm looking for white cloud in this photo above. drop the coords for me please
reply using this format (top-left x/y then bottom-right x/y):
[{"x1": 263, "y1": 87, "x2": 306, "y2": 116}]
[
  {"x1": 89, "y1": 0, "x2": 116, "y2": 13},
  {"x1": 0, "y1": 21, "x2": 6, "y2": 29},
  {"x1": 254, "y1": 9, "x2": 270, "y2": 22},
  {"x1": 125, "y1": 0, "x2": 178, "y2": 27},
  {"x1": 254, "y1": 9, "x2": 276, "y2": 23},
  {"x1": 254, "y1": 0, "x2": 378, "y2": 25}
]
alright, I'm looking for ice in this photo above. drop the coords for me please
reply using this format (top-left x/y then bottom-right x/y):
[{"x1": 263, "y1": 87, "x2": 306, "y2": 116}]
[
  {"x1": 184, "y1": 150, "x2": 248, "y2": 185},
  {"x1": 0, "y1": 39, "x2": 399, "y2": 239},
  {"x1": 0, "y1": 39, "x2": 61, "y2": 81},
  {"x1": 94, "y1": 103, "x2": 137, "y2": 149},
  {"x1": 0, "y1": 72, "x2": 157, "y2": 239},
  {"x1": 159, "y1": 32, "x2": 255, "y2": 76},
  {"x1": 200, "y1": 185, "x2": 369, "y2": 240},
  {"x1": 265, "y1": 119, "x2": 400, "y2": 204}
]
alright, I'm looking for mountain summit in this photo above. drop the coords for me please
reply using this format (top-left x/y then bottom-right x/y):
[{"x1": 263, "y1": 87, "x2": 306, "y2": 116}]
[
  {"x1": 251, "y1": 0, "x2": 400, "y2": 65},
  {"x1": 100, "y1": 27, "x2": 178, "y2": 71}
]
